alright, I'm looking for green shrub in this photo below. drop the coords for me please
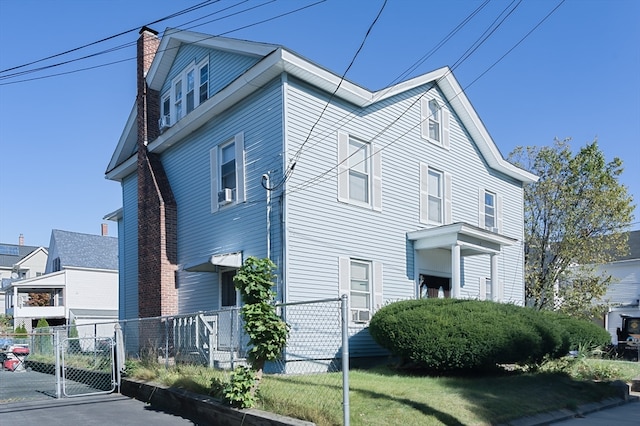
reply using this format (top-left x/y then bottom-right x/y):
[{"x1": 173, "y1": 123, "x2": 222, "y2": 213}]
[
  {"x1": 551, "y1": 314, "x2": 612, "y2": 351},
  {"x1": 369, "y1": 299, "x2": 571, "y2": 372},
  {"x1": 14, "y1": 323, "x2": 28, "y2": 338}
]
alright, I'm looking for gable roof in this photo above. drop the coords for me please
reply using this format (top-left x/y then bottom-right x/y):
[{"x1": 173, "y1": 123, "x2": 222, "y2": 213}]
[
  {"x1": 617, "y1": 230, "x2": 640, "y2": 261},
  {"x1": 50, "y1": 229, "x2": 118, "y2": 271},
  {"x1": 0, "y1": 243, "x2": 45, "y2": 269},
  {"x1": 106, "y1": 27, "x2": 537, "y2": 184}
]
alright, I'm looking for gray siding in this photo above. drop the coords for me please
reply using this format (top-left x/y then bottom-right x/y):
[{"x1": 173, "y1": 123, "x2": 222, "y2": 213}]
[
  {"x1": 120, "y1": 173, "x2": 138, "y2": 320},
  {"x1": 283, "y1": 78, "x2": 526, "y2": 355},
  {"x1": 159, "y1": 44, "x2": 262, "y2": 99},
  {"x1": 164, "y1": 79, "x2": 284, "y2": 313}
]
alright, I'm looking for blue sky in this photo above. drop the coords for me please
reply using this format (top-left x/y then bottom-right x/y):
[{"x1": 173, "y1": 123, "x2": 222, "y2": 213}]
[{"x1": 0, "y1": 0, "x2": 638, "y2": 248}]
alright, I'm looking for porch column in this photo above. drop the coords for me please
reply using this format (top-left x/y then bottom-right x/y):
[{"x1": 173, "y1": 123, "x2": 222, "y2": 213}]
[
  {"x1": 451, "y1": 243, "x2": 460, "y2": 298},
  {"x1": 490, "y1": 253, "x2": 499, "y2": 301}
]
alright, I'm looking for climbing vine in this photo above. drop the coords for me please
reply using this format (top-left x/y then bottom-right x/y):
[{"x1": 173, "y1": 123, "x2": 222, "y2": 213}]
[{"x1": 222, "y1": 257, "x2": 289, "y2": 408}]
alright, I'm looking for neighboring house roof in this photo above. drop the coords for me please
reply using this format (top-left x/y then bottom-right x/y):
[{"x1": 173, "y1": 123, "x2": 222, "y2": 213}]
[
  {"x1": 106, "y1": 28, "x2": 537, "y2": 185},
  {"x1": 0, "y1": 243, "x2": 44, "y2": 269},
  {"x1": 617, "y1": 230, "x2": 640, "y2": 261},
  {"x1": 49, "y1": 229, "x2": 118, "y2": 271}
]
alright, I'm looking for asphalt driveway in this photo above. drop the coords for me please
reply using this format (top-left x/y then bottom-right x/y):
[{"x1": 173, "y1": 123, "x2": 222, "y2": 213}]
[{"x1": 0, "y1": 393, "x2": 199, "y2": 425}]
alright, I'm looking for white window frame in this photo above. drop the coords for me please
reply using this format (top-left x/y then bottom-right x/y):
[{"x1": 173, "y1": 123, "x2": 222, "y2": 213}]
[
  {"x1": 339, "y1": 257, "x2": 383, "y2": 324},
  {"x1": 160, "y1": 57, "x2": 209, "y2": 128},
  {"x1": 161, "y1": 94, "x2": 171, "y2": 126},
  {"x1": 421, "y1": 97, "x2": 450, "y2": 149},
  {"x1": 210, "y1": 132, "x2": 245, "y2": 213},
  {"x1": 337, "y1": 131, "x2": 382, "y2": 211},
  {"x1": 420, "y1": 163, "x2": 451, "y2": 225},
  {"x1": 478, "y1": 188, "x2": 502, "y2": 233}
]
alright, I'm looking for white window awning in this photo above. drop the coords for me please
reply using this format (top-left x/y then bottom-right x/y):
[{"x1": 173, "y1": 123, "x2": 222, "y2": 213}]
[{"x1": 183, "y1": 252, "x2": 243, "y2": 272}]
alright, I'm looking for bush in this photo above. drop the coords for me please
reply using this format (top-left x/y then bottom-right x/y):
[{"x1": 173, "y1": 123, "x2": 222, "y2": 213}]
[
  {"x1": 368, "y1": 299, "x2": 570, "y2": 372},
  {"x1": 551, "y1": 314, "x2": 612, "y2": 351},
  {"x1": 14, "y1": 323, "x2": 28, "y2": 338}
]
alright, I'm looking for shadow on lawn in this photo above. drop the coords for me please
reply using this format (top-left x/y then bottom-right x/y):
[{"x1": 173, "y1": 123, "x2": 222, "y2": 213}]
[{"x1": 349, "y1": 385, "x2": 465, "y2": 426}]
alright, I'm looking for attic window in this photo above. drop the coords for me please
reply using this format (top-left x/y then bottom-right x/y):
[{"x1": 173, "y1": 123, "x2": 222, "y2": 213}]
[{"x1": 160, "y1": 56, "x2": 209, "y2": 130}]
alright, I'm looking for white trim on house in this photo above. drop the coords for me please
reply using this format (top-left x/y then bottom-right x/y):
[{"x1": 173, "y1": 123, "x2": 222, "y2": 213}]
[{"x1": 107, "y1": 30, "x2": 538, "y2": 184}]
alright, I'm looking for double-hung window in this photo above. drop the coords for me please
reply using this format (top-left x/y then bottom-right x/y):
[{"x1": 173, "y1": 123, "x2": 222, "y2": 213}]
[
  {"x1": 199, "y1": 63, "x2": 209, "y2": 104},
  {"x1": 210, "y1": 132, "x2": 245, "y2": 212},
  {"x1": 348, "y1": 138, "x2": 369, "y2": 203},
  {"x1": 427, "y1": 169, "x2": 443, "y2": 224},
  {"x1": 161, "y1": 95, "x2": 171, "y2": 127},
  {"x1": 484, "y1": 191, "x2": 496, "y2": 230},
  {"x1": 421, "y1": 97, "x2": 450, "y2": 149},
  {"x1": 159, "y1": 57, "x2": 209, "y2": 130},
  {"x1": 428, "y1": 99, "x2": 441, "y2": 142},
  {"x1": 186, "y1": 69, "x2": 195, "y2": 114},
  {"x1": 174, "y1": 78, "x2": 183, "y2": 121},
  {"x1": 337, "y1": 131, "x2": 382, "y2": 210},
  {"x1": 350, "y1": 260, "x2": 371, "y2": 322},
  {"x1": 420, "y1": 163, "x2": 451, "y2": 225},
  {"x1": 339, "y1": 257, "x2": 383, "y2": 324},
  {"x1": 479, "y1": 189, "x2": 501, "y2": 232},
  {"x1": 220, "y1": 142, "x2": 236, "y2": 199}
]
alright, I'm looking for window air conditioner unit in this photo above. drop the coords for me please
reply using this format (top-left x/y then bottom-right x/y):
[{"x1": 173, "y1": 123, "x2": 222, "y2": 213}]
[
  {"x1": 352, "y1": 310, "x2": 370, "y2": 323},
  {"x1": 218, "y1": 188, "x2": 234, "y2": 205},
  {"x1": 158, "y1": 115, "x2": 171, "y2": 132}
]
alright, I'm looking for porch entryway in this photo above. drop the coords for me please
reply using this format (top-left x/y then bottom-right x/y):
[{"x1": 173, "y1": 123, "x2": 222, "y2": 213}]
[{"x1": 408, "y1": 222, "x2": 517, "y2": 300}]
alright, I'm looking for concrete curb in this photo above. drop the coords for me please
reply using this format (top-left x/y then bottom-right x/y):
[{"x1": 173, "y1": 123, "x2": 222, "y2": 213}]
[
  {"x1": 120, "y1": 378, "x2": 315, "y2": 426},
  {"x1": 502, "y1": 381, "x2": 640, "y2": 426}
]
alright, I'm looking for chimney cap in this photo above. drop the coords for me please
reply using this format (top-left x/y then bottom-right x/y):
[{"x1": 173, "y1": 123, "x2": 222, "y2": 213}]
[{"x1": 140, "y1": 26, "x2": 158, "y2": 36}]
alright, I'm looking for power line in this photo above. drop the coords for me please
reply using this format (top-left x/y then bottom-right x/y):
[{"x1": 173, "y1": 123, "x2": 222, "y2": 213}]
[
  {"x1": 284, "y1": 0, "x2": 524, "y2": 194},
  {"x1": 284, "y1": 0, "x2": 492, "y2": 180},
  {"x1": 0, "y1": 0, "x2": 325, "y2": 86},
  {"x1": 0, "y1": 0, "x2": 219, "y2": 75},
  {"x1": 285, "y1": 0, "x2": 565, "y2": 197},
  {"x1": 264, "y1": 0, "x2": 388, "y2": 191}
]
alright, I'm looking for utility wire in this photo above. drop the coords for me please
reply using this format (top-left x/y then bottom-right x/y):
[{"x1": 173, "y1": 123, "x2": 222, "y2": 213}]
[
  {"x1": 0, "y1": 0, "x2": 325, "y2": 86},
  {"x1": 286, "y1": 0, "x2": 564, "y2": 197},
  {"x1": 0, "y1": 0, "x2": 219, "y2": 74},
  {"x1": 264, "y1": 0, "x2": 388, "y2": 191},
  {"x1": 285, "y1": 0, "x2": 523, "y2": 194},
  {"x1": 0, "y1": 0, "x2": 264, "y2": 81},
  {"x1": 285, "y1": 0, "x2": 491, "y2": 177}
]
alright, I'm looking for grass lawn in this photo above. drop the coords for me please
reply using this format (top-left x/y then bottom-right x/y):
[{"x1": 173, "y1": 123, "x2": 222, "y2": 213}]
[{"x1": 131, "y1": 359, "x2": 640, "y2": 426}]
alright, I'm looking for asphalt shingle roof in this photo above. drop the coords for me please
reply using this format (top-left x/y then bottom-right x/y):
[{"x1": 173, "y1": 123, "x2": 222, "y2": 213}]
[
  {"x1": 51, "y1": 229, "x2": 118, "y2": 270},
  {"x1": 0, "y1": 244, "x2": 43, "y2": 268}
]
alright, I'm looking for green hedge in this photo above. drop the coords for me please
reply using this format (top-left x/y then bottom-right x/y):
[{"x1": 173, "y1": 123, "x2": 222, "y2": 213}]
[
  {"x1": 550, "y1": 313, "x2": 612, "y2": 350},
  {"x1": 368, "y1": 299, "x2": 572, "y2": 372}
]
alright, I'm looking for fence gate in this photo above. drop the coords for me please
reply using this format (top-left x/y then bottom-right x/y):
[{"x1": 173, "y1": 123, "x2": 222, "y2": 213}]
[{"x1": 60, "y1": 335, "x2": 116, "y2": 397}]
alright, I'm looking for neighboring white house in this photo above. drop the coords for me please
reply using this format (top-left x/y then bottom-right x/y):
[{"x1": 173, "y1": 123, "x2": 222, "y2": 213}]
[
  {"x1": 4, "y1": 229, "x2": 118, "y2": 332},
  {"x1": 106, "y1": 27, "x2": 537, "y2": 366},
  {"x1": 0, "y1": 240, "x2": 47, "y2": 316},
  {"x1": 597, "y1": 230, "x2": 640, "y2": 343}
]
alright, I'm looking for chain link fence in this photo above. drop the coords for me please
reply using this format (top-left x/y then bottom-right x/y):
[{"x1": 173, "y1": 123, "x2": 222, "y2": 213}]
[
  {"x1": 113, "y1": 296, "x2": 349, "y2": 424},
  {"x1": 0, "y1": 330, "x2": 115, "y2": 402},
  {"x1": 3, "y1": 296, "x2": 351, "y2": 424}
]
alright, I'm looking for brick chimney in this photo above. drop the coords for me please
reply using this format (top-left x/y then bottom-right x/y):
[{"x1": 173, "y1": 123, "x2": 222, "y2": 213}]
[
  {"x1": 136, "y1": 27, "x2": 178, "y2": 318},
  {"x1": 18, "y1": 234, "x2": 24, "y2": 246},
  {"x1": 101, "y1": 223, "x2": 108, "y2": 236}
]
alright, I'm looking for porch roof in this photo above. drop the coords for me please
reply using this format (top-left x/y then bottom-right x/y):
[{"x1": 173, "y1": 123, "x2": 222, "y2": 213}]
[{"x1": 407, "y1": 222, "x2": 517, "y2": 255}]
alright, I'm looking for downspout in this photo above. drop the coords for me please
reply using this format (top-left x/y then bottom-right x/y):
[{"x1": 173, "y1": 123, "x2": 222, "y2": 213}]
[
  {"x1": 280, "y1": 73, "x2": 289, "y2": 304},
  {"x1": 263, "y1": 173, "x2": 271, "y2": 261}
]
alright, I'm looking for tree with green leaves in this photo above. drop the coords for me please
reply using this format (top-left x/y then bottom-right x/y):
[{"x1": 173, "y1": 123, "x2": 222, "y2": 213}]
[
  {"x1": 509, "y1": 138, "x2": 634, "y2": 319},
  {"x1": 225, "y1": 257, "x2": 289, "y2": 408}
]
